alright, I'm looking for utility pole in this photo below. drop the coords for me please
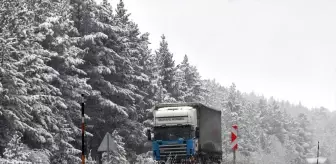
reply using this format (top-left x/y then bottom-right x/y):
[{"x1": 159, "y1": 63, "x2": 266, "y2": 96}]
[
  {"x1": 81, "y1": 94, "x2": 85, "y2": 164},
  {"x1": 107, "y1": 133, "x2": 110, "y2": 163},
  {"x1": 317, "y1": 141, "x2": 319, "y2": 164}
]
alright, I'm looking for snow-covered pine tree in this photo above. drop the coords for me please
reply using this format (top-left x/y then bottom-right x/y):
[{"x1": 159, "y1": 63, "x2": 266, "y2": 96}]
[
  {"x1": 174, "y1": 67, "x2": 187, "y2": 102},
  {"x1": 283, "y1": 131, "x2": 298, "y2": 164},
  {"x1": 91, "y1": 0, "x2": 153, "y2": 160},
  {"x1": 115, "y1": 0, "x2": 131, "y2": 25},
  {"x1": 270, "y1": 101, "x2": 287, "y2": 144},
  {"x1": 0, "y1": 80, "x2": 10, "y2": 155},
  {"x1": 0, "y1": 0, "x2": 65, "y2": 153},
  {"x1": 33, "y1": 0, "x2": 93, "y2": 158},
  {"x1": 3, "y1": 131, "x2": 30, "y2": 161},
  {"x1": 50, "y1": 116, "x2": 81, "y2": 164},
  {"x1": 225, "y1": 83, "x2": 242, "y2": 125},
  {"x1": 41, "y1": 0, "x2": 92, "y2": 118},
  {"x1": 71, "y1": 0, "x2": 151, "y2": 160},
  {"x1": 178, "y1": 55, "x2": 207, "y2": 102},
  {"x1": 325, "y1": 113, "x2": 336, "y2": 163},
  {"x1": 266, "y1": 135, "x2": 287, "y2": 164},
  {"x1": 140, "y1": 52, "x2": 158, "y2": 136},
  {"x1": 188, "y1": 65, "x2": 207, "y2": 102},
  {"x1": 310, "y1": 107, "x2": 331, "y2": 157},
  {"x1": 27, "y1": 149, "x2": 51, "y2": 164},
  {"x1": 136, "y1": 33, "x2": 158, "y2": 121},
  {"x1": 71, "y1": 0, "x2": 130, "y2": 159},
  {"x1": 155, "y1": 34, "x2": 177, "y2": 102},
  {"x1": 237, "y1": 99, "x2": 259, "y2": 157},
  {"x1": 202, "y1": 79, "x2": 227, "y2": 109},
  {"x1": 296, "y1": 113, "x2": 314, "y2": 162},
  {"x1": 176, "y1": 55, "x2": 194, "y2": 102}
]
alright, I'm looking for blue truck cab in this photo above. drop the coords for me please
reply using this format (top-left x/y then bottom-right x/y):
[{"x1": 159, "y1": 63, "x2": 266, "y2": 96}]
[{"x1": 146, "y1": 105, "x2": 200, "y2": 163}]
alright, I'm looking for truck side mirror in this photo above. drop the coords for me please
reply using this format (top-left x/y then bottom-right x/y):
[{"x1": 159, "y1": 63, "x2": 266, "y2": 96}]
[
  {"x1": 146, "y1": 129, "x2": 151, "y2": 141},
  {"x1": 195, "y1": 127, "x2": 199, "y2": 138}
]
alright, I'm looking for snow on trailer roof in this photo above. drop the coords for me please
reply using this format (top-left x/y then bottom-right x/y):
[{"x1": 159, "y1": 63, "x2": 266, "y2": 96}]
[{"x1": 154, "y1": 102, "x2": 222, "y2": 112}]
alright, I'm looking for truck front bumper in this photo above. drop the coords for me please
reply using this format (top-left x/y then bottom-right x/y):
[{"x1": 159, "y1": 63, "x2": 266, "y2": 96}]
[{"x1": 152, "y1": 139, "x2": 195, "y2": 161}]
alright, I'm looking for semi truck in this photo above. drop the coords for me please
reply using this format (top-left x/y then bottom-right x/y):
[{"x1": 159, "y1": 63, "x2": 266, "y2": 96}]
[{"x1": 146, "y1": 102, "x2": 222, "y2": 163}]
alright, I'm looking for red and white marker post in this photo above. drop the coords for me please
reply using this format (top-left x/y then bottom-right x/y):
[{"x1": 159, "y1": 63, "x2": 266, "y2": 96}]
[
  {"x1": 231, "y1": 124, "x2": 238, "y2": 164},
  {"x1": 81, "y1": 94, "x2": 85, "y2": 164}
]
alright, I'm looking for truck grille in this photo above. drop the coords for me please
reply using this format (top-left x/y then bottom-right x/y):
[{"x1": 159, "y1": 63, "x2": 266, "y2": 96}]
[{"x1": 159, "y1": 144, "x2": 187, "y2": 159}]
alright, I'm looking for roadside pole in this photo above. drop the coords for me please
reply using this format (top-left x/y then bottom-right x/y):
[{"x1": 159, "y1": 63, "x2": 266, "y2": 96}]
[
  {"x1": 81, "y1": 94, "x2": 85, "y2": 164},
  {"x1": 317, "y1": 141, "x2": 319, "y2": 164},
  {"x1": 229, "y1": 101, "x2": 238, "y2": 164},
  {"x1": 231, "y1": 124, "x2": 238, "y2": 164}
]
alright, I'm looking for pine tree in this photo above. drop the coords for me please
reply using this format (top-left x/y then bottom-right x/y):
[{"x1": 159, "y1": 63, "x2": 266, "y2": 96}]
[
  {"x1": 295, "y1": 113, "x2": 314, "y2": 162},
  {"x1": 107, "y1": 0, "x2": 157, "y2": 160},
  {"x1": 50, "y1": 116, "x2": 81, "y2": 164},
  {"x1": 42, "y1": 0, "x2": 92, "y2": 118},
  {"x1": 188, "y1": 65, "x2": 206, "y2": 102},
  {"x1": 37, "y1": 0, "x2": 93, "y2": 157},
  {"x1": 238, "y1": 100, "x2": 260, "y2": 156},
  {"x1": 0, "y1": 0, "x2": 65, "y2": 152},
  {"x1": 3, "y1": 131, "x2": 30, "y2": 160},
  {"x1": 225, "y1": 83, "x2": 241, "y2": 125},
  {"x1": 73, "y1": 0, "x2": 131, "y2": 159},
  {"x1": 73, "y1": 1, "x2": 154, "y2": 160},
  {"x1": 177, "y1": 55, "x2": 206, "y2": 102},
  {"x1": 202, "y1": 79, "x2": 226, "y2": 109},
  {"x1": 174, "y1": 67, "x2": 187, "y2": 102},
  {"x1": 155, "y1": 34, "x2": 176, "y2": 101},
  {"x1": 115, "y1": 0, "x2": 131, "y2": 25}
]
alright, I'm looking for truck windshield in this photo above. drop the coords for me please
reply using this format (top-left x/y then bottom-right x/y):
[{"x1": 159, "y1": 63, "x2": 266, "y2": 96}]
[{"x1": 153, "y1": 125, "x2": 193, "y2": 140}]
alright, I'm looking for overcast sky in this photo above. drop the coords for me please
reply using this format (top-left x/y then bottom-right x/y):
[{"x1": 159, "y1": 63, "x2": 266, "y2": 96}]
[{"x1": 96, "y1": 0, "x2": 336, "y2": 111}]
